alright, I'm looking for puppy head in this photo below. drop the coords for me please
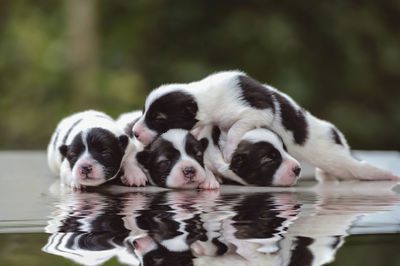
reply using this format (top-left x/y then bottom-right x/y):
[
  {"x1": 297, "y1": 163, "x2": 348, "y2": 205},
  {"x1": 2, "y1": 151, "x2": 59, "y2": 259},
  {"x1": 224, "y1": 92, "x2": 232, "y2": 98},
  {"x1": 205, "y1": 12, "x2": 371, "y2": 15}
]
[
  {"x1": 229, "y1": 128, "x2": 301, "y2": 186},
  {"x1": 60, "y1": 128, "x2": 129, "y2": 186},
  {"x1": 133, "y1": 87, "x2": 199, "y2": 145},
  {"x1": 136, "y1": 129, "x2": 208, "y2": 188}
]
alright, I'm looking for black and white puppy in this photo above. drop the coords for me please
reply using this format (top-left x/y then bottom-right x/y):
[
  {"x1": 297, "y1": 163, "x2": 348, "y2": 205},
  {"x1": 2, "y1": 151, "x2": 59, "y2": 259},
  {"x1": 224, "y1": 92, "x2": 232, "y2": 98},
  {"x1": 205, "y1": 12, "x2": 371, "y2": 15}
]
[
  {"x1": 199, "y1": 126, "x2": 301, "y2": 186},
  {"x1": 136, "y1": 129, "x2": 219, "y2": 189},
  {"x1": 116, "y1": 111, "x2": 148, "y2": 187},
  {"x1": 47, "y1": 110, "x2": 131, "y2": 190},
  {"x1": 132, "y1": 71, "x2": 399, "y2": 182}
]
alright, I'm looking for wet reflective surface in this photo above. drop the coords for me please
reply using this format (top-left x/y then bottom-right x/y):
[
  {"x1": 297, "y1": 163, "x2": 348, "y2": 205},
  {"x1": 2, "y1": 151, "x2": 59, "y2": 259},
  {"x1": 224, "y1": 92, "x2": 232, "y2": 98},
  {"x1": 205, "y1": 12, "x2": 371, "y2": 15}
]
[
  {"x1": 1, "y1": 151, "x2": 400, "y2": 266},
  {"x1": 39, "y1": 181, "x2": 400, "y2": 266}
]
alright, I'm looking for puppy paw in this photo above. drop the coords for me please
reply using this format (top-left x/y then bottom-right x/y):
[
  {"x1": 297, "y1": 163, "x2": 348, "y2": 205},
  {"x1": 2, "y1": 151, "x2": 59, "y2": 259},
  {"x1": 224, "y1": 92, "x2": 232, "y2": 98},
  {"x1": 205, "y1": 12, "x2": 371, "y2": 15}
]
[
  {"x1": 120, "y1": 170, "x2": 147, "y2": 187},
  {"x1": 70, "y1": 180, "x2": 85, "y2": 191},
  {"x1": 199, "y1": 177, "x2": 219, "y2": 189}
]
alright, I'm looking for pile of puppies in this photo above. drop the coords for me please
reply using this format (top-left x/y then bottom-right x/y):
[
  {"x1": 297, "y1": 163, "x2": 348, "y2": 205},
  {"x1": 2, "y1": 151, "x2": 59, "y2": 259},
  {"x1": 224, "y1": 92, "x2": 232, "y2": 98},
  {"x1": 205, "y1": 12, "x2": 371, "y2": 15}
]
[{"x1": 47, "y1": 71, "x2": 399, "y2": 190}]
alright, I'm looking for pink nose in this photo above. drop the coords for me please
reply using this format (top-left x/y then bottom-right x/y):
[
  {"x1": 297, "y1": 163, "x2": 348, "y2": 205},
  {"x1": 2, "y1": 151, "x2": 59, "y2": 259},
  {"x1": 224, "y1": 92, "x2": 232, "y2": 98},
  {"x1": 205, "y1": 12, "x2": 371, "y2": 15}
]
[
  {"x1": 293, "y1": 166, "x2": 301, "y2": 176},
  {"x1": 80, "y1": 164, "x2": 92, "y2": 175},
  {"x1": 133, "y1": 131, "x2": 139, "y2": 138},
  {"x1": 183, "y1": 167, "x2": 196, "y2": 179}
]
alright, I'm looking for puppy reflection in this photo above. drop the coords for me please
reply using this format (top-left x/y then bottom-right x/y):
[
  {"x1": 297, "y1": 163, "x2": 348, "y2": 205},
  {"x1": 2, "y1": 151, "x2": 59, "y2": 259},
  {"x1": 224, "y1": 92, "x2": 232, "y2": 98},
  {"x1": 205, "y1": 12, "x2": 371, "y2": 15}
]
[
  {"x1": 193, "y1": 181, "x2": 400, "y2": 266},
  {"x1": 43, "y1": 182, "x2": 400, "y2": 266},
  {"x1": 43, "y1": 191, "x2": 144, "y2": 266},
  {"x1": 126, "y1": 191, "x2": 219, "y2": 266},
  {"x1": 191, "y1": 192, "x2": 300, "y2": 264}
]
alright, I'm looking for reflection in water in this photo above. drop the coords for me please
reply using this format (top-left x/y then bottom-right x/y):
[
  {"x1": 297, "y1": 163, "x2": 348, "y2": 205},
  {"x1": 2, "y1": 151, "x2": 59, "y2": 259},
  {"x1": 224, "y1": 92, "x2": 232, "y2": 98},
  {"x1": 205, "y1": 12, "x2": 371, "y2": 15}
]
[{"x1": 42, "y1": 182, "x2": 400, "y2": 266}]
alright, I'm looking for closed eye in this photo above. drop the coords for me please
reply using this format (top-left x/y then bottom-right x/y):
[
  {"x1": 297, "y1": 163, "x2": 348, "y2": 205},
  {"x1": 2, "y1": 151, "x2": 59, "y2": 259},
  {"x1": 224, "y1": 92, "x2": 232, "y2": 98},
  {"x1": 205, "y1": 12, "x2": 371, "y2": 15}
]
[
  {"x1": 158, "y1": 160, "x2": 171, "y2": 168},
  {"x1": 261, "y1": 157, "x2": 273, "y2": 165},
  {"x1": 154, "y1": 113, "x2": 167, "y2": 122}
]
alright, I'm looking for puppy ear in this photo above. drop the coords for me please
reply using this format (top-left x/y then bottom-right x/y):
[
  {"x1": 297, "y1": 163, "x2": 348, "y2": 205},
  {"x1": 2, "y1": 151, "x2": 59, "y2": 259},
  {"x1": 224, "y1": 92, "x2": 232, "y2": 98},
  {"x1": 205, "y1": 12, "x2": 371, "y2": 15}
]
[
  {"x1": 230, "y1": 153, "x2": 245, "y2": 170},
  {"x1": 119, "y1": 135, "x2": 129, "y2": 151},
  {"x1": 59, "y1": 145, "x2": 68, "y2": 157},
  {"x1": 136, "y1": 150, "x2": 150, "y2": 169},
  {"x1": 199, "y1": 138, "x2": 209, "y2": 152}
]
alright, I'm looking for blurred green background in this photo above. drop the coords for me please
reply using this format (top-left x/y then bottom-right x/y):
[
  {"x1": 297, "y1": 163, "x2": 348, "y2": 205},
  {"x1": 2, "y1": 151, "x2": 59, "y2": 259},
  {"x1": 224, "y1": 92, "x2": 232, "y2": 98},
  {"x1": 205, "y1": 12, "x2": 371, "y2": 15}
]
[{"x1": 0, "y1": 0, "x2": 399, "y2": 150}]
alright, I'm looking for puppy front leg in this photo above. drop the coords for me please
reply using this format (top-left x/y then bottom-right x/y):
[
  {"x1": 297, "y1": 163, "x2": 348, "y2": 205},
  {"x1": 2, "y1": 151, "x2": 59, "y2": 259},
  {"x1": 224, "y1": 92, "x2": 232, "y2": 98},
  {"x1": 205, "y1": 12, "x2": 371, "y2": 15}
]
[
  {"x1": 120, "y1": 154, "x2": 148, "y2": 187},
  {"x1": 60, "y1": 160, "x2": 84, "y2": 190},
  {"x1": 199, "y1": 167, "x2": 220, "y2": 190},
  {"x1": 223, "y1": 120, "x2": 254, "y2": 162}
]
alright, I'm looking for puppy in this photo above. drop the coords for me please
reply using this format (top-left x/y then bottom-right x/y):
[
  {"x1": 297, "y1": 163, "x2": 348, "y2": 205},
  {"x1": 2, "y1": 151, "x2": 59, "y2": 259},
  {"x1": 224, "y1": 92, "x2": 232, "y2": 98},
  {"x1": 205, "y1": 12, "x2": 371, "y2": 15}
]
[
  {"x1": 132, "y1": 70, "x2": 399, "y2": 182},
  {"x1": 116, "y1": 111, "x2": 148, "y2": 187},
  {"x1": 198, "y1": 126, "x2": 301, "y2": 186},
  {"x1": 47, "y1": 110, "x2": 130, "y2": 190},
  {"x1": 136, "y1": 129, "x2": 220, "y2": 189}
]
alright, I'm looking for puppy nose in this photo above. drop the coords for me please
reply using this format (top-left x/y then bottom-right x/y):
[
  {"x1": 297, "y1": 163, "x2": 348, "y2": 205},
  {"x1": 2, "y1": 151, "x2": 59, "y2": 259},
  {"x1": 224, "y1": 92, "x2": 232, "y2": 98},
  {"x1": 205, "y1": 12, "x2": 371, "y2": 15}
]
[
  {"x1": 293, "y1": 166, "x2": 301, "y2": 176},
  {"x1": 183, "y1": 167, "x2": 196, "y2": 179},
  {"x1": 133, "y1": 131, "x2": 139, "y2": 138},
  {"x1": 81, "y1": 164, "x2": 92, "y2": 174}
]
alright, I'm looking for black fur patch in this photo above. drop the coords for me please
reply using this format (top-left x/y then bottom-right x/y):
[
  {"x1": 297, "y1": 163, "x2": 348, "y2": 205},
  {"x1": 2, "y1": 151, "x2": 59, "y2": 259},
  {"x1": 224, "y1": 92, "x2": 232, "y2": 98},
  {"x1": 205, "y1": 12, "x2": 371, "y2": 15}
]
[
  {"x1": 288, "y1": 236, "x2": 314, "y2": 266},
  {"x1": 238, "y1": 75, "x2": 275, "y2": 111},
  {"x1": 63, "y1": 132, "x2": 85, "y2": 169},
  {"x1": 229, "y1": 140, "x2": 283, "y2": 186},
  {"x1": 62, "y1": 118, "x2": 83, "y2": 145},
  {"x1": 137, "y1": 137, "x2": 181, "y2": 187},
  {"x1": 86, "y1": 128, "x2": 127, "y2": 180},
  {"x1": 211, "y1": 126, "x2": 221, "y2": 149},
  {"x1": 185, "y1": 133, "x2": 205, "y2": 167},
  {"x1": 145, "y1": 91, "x2": 199, "y2": 134},
  {"x1": 331, "y1": 127, "x2": 343, "y2": 146},
  {"x1": 273, "y1": 92, "x2": 308, "y2": 145},
  {"x1": 232, "y1": 193, "x2": 287, "y2": 239}
]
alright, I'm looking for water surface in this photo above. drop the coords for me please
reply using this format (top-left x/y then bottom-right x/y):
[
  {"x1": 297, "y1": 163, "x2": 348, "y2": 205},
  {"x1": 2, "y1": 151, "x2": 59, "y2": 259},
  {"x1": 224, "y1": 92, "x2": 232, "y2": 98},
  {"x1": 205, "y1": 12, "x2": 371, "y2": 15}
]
[{"x1": 0, "y1": 151, "x2": 400, "y2": 266}]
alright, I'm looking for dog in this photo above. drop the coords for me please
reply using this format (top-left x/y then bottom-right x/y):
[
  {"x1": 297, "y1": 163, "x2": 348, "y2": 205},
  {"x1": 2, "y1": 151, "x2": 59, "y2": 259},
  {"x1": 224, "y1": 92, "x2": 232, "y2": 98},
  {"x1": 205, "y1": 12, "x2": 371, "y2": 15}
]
[
  {"x1": 47, "y1": 110, "x2": 131, "y2": 190},
  {"x1": 116, "y1": 111, "x2": 148, "y2": 187},
  {"x1": 198, "y1": 126, "x2": 301, "y2": 186},
  {"x1": 136, "y1": 129, "x2": 220, "y2": 189},
  {"x1": 132, "y1": 70, "x2": 399, "y2": 182}
]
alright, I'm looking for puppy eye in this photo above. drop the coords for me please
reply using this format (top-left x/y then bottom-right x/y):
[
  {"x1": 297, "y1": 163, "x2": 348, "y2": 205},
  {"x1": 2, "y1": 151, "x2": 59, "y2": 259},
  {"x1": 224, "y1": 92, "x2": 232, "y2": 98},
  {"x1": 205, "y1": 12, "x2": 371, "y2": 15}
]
[
  {"x1": 154, "y1": 113, "x2": 167, "y2": 122},
  {"x1": 269, "y1": 151, "x2": 279, "y2": 160},
  {"x1": 261, "y1": 156, "x2": 273, "y2": 165},
  {"x1": 196, "y1": 151, "x2": 203, "y2": 158},
  {"x1": 101, "y1": 149, "x2": 111, "y2": 156},
  {"x1": 158, "y1": 160, "x2": 170, "y2": 168}
]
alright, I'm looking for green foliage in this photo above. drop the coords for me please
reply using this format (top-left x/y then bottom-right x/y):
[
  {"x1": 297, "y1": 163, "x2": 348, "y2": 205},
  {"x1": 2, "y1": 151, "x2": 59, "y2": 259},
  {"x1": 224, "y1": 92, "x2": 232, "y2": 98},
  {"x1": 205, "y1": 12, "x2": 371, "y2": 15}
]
[{"x1": 1, "y1": 0, "x2": 399, "y2": 149}]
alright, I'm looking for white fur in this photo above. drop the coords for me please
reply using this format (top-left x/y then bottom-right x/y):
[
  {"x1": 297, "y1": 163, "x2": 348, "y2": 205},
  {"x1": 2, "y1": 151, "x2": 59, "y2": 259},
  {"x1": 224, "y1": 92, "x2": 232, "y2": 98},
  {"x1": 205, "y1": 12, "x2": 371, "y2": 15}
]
[
  {"x1": 47, "y1": 110, "x2": 130, "y2": 189},
  {"x1": 198, "y1": 126, "x2": 301, "y2": 186},
  {"x1": 136, "y1": 71, "x2": 400, "y2": 182},
  {"x1": 116, "y1": 111, "x2": 148, "y2": 187},
  {"x1": 160, "y1": 129, "x2": 218, "y2": 189}
]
